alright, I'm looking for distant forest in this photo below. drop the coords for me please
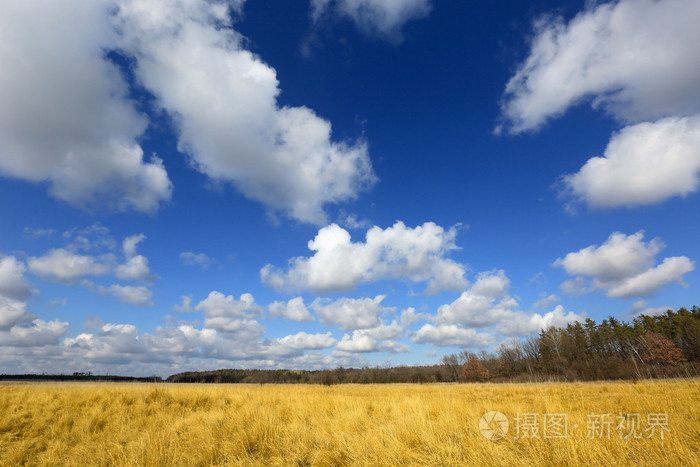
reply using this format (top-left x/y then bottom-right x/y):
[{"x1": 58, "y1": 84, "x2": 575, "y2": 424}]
[
  {"x1": 0, "y1": 374, "x2": 162, "y2": 383},
  {"x1": 4, "y1": 306, "x2": 698, "y2": 384},
  {"x1": 168, "y1": 306, "x2": 700, "y2": 384}
]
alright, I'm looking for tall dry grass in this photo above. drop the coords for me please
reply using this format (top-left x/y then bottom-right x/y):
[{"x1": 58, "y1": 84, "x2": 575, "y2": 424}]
[{"x1": 1, "y1": 379, "x2": 698, "y2": 466}]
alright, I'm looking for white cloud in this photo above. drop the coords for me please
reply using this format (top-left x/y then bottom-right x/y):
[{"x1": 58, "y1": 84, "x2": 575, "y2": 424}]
[
  {"x1": 0, "y1": 318, "x2": 68, "y2": 348},
  {"x1": 0, "y1": 297, "x2": 68, "y2": 346},
  {"x1": 311, "y1": 0, "x2": 431, "y2": 42},
  {"x1": 63, "y1": 223, "x2": 116, "y2": 252},
  {"x1": 123, "y1": 234, "x2": 146, "y2": 259},
  {"x1": 435, "y1": 270, "x2": 516, "y2": 327},
  {"x1": 0, "y1": 297, "x2": 34, "y2": 330},
  {"x1": 272, "y1": 331, "x2": 336, "y2": 350},
  {"x1": 115, "y1": 234, "x2": 156, "y2": 282},
  {"x1": 499, "y1": 305, "x2": 585, "y2": 337},
  {"x1": 533, "y1": 293, "x2": 559, "y2": 309},
  {"x1": 99, "y1": 284, "x2": 153, "y2": 306},
  {"x1": 0, "y1": 0, "x2": 172, "y2": 212},
  {"x1": 335, "y1": 318, "x2": 408, "y2": 353},
  {"x1": 337, "y1": 210, "x2": 372, "y2": 230},
  {"x1": 555, "y1": 232, "x2": 661, "y2": 283},
  {"x1": 0, "y1": 255, "x2": 32, "y2": 301},
  {"x1": 173, "y1": 296, "x2": 193, "y2": 313},
  {"x1": 560, "y1": 276, "x2": 590, "y2": 296},
  {"x1": 194, "y1": 291, "x2": 265, "y2": 340},
  {"x1": 561, "y1": 116, "x2": 700, "y2": 208},
  {"x1": 1, "y1": 296, "x2": 373, "y2": 374},
  {"x1": 27, "y1": 249, "x2": 112, "y2": 284},
  {"x1": 419, "y1": 270, "x2": 582, "y2": 343},
  {"x1": 412, "y1": 324, "x2": 495, "y2": 348},
  {"x1": 195, "y1": 291, "x2": 263, "y2": 319},
  {"x1": 63, "y1": 324, "x2": 147, "y2": 364},
  {"x1": 268, "y1": 297, "x2": 314, "y2": 322},
  {"x1": 336, "y1": 331, "x2": 380, "y2": 352},
  {"x1": 501, "y1": 0, "x2": 700, "y2": 210},
  {"x1": 629, "y1": 300, "x2": 672, "y2": 318},
  {"x1": 499, "y1": 0, "x2": 700, "y2": 133},
  {"x1": 179, "y1": 252, "x2": 214, "y2": 270},
  {"x1": 25, "y1": 227, "x2": 157, "y2": 305},
  {"x1": 400, "y1": 307, "x2": 423, "y2": 328},
  {"x1": 261, "y1": 221, "x2": 467, "y2": 294},
  {"x1": 606, "y1": 257, "x2": 694, "y2": 299},
  {"x1": 115, "y1": 255, "x2": 154, "y2": 282},
  {"x1": 310, "y1": 295, "x2": 392, "y2": 331},
  {"x1": 115, "y1": 0, "x2": 375, "y2": 224},
  {"x1": 555, "y1": 231, "x2": 694, "y2": 298}
]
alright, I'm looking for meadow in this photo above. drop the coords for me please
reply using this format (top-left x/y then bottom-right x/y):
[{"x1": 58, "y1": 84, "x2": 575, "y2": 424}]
[{"x1": 1, "y1": 379, "x2": 698, "y2": 466}]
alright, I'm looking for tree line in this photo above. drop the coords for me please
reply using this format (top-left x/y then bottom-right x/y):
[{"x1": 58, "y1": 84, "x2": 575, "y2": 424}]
[
  {"x1": 0, "y1": 373, "x2": 162, "y2": 383},
  {"x1": 168, "y1": 306, "x2": 700, "y2": 384},
  {"x1": 4, "y1": 307, "x2": 697, "y2": 384},
  {"x1": 452, "y1": 305, "x2": 700, "y2": 382}
]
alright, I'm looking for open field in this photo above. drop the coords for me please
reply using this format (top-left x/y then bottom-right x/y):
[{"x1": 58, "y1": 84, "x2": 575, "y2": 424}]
[{"x1": 1, "y1": 379, "x2": 699, "y2": 466}]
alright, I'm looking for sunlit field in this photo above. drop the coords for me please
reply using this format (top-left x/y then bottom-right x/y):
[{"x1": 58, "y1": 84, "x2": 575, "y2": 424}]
[{"x1": 1, "y1": 379, "x2": 698, "y2": 466}]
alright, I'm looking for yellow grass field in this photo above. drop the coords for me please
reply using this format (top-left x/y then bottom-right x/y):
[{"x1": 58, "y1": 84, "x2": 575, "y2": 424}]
[{"x1": 1, "y1": 379, "x2": 699, "y2": 466}]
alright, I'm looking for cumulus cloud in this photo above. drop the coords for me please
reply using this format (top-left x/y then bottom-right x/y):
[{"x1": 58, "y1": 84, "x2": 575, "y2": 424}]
[
  {"x1": 2, "y1": 0, "x2": 376, "y2": 222},
  {"x1": 193, "y1": 292, "x2": 266, "y2": 342},
  {"x1": 0, "y1": 297, "x2": 68, "y2": 346},
  {"x1": 115, "y1": 234, "x2": 156, "y2": 282},
  {"x1": 63, "y1": 323, "x2": 148, "y2": 364},
  {"x1": 0, "y1": 255, "x2": 33, "y2": 301},
  {"x1": 179, "y1": 252, "x2": 214, "y2": 270},
  {"x1": 310, "y1": 295, "x2": 392, "y2": 331},
  {"x1": 0, "y1": 318, "x2": 68, "y2": 348},
  {"x1": 533, "y1": 293, "x2": 559, "y2": 309},
  {"x1": 271, "y1": 331, "x2": 336, "y2": 351},
  {"x1": 499, "y1": 0, "x2": 700, "y2": 133},
  {"x1": 0, "y1": 288, "x2": 381, "y2": 375},
  {"x1": 400, "y1": 307, "x2": 425, "y2": 329},
  {"x1": 115, "y1": 255, "x2": 154, "y2": 282},
  {"x1": 561, "y1": 116, "x2": 700, "y2": 208},
  {"x1": 62, "y1": 223, "x2": 117, "y2": 252},
  {"x1": 499, "y1": 305, "x2": 584, "y2": 337},
  {"x1": 261, "y1": 221, "x2": 467, "y2": 294},
  {"x1": 412, "y1": 324, "x2": 495, "y2": 348},
  {"x1": 268, "y1": 297, "x2": 314, "y2": 322},
  {"x1": 0, "y1": 297, "x2": 34, "y2": 330},
  {"x1": 413, "y1": 270, "x2": 583, "y2": 346},
  {"x1": 173, "y1": 296, "x2": 193, "y2": 313},
  {"x1": 122, "y1": 234, "x2": 146, "y2": 259},
  {"x1": 555, "y1": 231, "x2": 694, "y2": 298},
  {"x1": 27, "y1": 249, "x2": 112, "y2": 284},
  {"x1": 0, "y1": 0, "x2": 172, "y2": 212},
  {"x1": 195, "y1": 292, "x2": 263, "y2": 319},
  {"x1": 434, "y1": 270, "x2": 516, "y2": 327},
  {"x1": 311, "y1": 0, "x2": 431, "y2": 42},
  {"x1": 25, "y1": 226, "x2": 157, "y2": 304},
  {"x1": 629, "y1": 300, "x2": 672, "y2": 318},
  {"x1": 115, "y1": 0, "x2": 375, "y2": 224},
  {"x1": 336, "y1": 331, "x2": 381, "y2": 352},
  {"x1": 99, "y1": 284, "x2": 153, "y2": 306},
  {"x1": 500, "y1": 0, "x2": 700, "y2": 209},
  {"x1": 605, "y1": 257, "x2": 694, "y2": 298},
  {"x1": 335, "y1": 321, "x2": 407, "y2": 353}
]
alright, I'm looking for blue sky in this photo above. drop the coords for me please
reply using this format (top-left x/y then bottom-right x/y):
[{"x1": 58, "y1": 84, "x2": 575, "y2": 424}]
[{"x1": 1, "y1": 0, "x2": 699, "y2": 376}]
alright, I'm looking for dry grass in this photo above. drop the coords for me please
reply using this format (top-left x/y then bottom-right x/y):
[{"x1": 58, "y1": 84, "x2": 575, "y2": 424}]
[{"x1": 1, "y1": 379, "x2": 698, "y2": 466}]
